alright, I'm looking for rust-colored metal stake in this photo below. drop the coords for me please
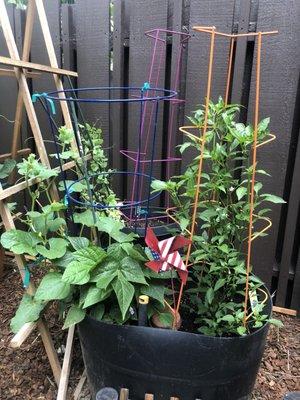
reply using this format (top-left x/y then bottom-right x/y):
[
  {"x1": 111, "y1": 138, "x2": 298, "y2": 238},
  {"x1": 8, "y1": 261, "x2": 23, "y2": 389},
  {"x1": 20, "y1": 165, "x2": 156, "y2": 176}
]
[
  {"x1": 225, "y1": 37, "x2": 235, "y2": 105},
  {"x1": 173, "y1": 28, "x2": 216, "y2": 327},
  {"x1": 243, "y1": 32, "x2": 262, "y2": 326}
]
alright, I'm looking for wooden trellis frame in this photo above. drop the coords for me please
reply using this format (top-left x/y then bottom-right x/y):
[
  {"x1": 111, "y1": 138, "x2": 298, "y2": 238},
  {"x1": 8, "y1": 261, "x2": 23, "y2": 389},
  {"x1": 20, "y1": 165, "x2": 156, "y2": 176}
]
[{"x1": 0, "y1": 0, "x2": 79, "y2": 398}]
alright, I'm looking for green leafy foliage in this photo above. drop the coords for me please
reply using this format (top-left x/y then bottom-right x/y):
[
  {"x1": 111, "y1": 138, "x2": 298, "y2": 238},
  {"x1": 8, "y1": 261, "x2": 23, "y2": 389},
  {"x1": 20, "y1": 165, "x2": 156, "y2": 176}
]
[
  {"x1": 18, "y1": 154, "x2": 58, "y2": 181},
  {"x1": 1, "y1": 128, "x2": 167, "y2": 333},
  {"x1": 10, "y1": 294, "x2": 45, "y2": 333},
  {"x1": 152, "y1": 97, "x2": 284, "y2": 336},
  {"x1": 6, "y1": 0, "x2": 27, "y2": 10},
  {"x1": 63, "y1": 305, "x2": 86, "y2": 329},
  {"x1": 36, "y1": 238, "x2": 68, "y2": 259},
  {"x1": 140, "y1": 284, "x2": 165, "y2": 305},
  {"x1": 62, "y1": 246, "x2": 106, "y2": 285},
  {"x1": 35, "y1": 272, "x2": 71, "y2": 301},
  {"x1": 112, "y1": 272, "x2": 135, "y2": 320},
  {"x1": 96, "y1": 216, "x2": 136, "y2": 242},
  {"x1": 1, "y1": 230, "x2": 41, "y2": 256},
  {"x1": 0, "y1": 159, "x2": 16, "y2": 179}
]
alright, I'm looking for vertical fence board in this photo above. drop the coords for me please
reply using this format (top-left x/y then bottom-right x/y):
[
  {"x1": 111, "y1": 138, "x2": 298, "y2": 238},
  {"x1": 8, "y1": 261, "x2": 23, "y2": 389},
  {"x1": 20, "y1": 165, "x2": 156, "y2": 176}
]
[
  {"x1": 168, "y1": 0, "x2": 188, "y2": 177},
  {"x1": 31, "y1": 0, "x2": 61, "y2": 157},
  {"x1": 111, "y1": 0, "x2": 125, "y2": 179},
  {"x1": 75, "y1": 0, "x2": 110, "y2": 149},
  {"x1": 285, "y1": 125, "x2": 300, "y2": 310},
  {"x1": 61, "y1": 4, "x2": 76, "y2": 74},
  {"x1": 291, "y1": 251, "x2": 300, "y2": 312},
  {"x1": 247, "y1": 0, "x2": 300, "y2": 292},
  {"x1": 230, "y1": 0, "x2": 252, "y2": 105},
  {"x1": 127, "y1": 0, "x2": 168, "y2": 201},
  {"x1": 0, "y1": 5, "x2": 18, "y2": 154},
  {"x1": 13, "y1": 8, "x2": 30, "y2": 157},
  {"x1": 182, "y1": 0, "x2": 235, "y2": 168}
]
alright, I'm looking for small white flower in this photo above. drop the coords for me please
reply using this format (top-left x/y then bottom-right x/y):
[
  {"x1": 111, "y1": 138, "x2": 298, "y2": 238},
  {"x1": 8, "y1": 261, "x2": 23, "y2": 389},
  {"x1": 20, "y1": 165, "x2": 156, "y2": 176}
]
[{"x1": 229, "y1": 186, "x2": 234, "y2": 192}]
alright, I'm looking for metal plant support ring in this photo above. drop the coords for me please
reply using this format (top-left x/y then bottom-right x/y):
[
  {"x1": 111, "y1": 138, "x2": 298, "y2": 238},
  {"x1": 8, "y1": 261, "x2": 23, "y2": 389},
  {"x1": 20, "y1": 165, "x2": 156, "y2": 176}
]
[{"x1": 34, "y1": 86, "x2": 177, "y2": 235}]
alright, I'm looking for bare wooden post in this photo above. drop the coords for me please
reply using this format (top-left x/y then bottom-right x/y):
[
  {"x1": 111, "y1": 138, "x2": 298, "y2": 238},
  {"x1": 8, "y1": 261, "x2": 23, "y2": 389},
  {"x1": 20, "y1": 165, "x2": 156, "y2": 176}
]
[
  {"x1": 56, "y1": 325, "x2": 75, "y2": 400},
  {"x1": 119, "y1": 388, "x2": 129, "y2": 400},
  {"x1": 73, "y1": 370, "x2": 87, "y2": 400},
  {"x1": 10, "y1": 321, "x2": 37, "y2": 348},
  {"x1": 145, "y1": 394, "x2": 154, "y2": 400},
  {"x1": 10, "y1": 0, "x2": 36, "y2": 172},
  {"x1": 0, "y1": 245, "x2": 5, "y2": 277}
]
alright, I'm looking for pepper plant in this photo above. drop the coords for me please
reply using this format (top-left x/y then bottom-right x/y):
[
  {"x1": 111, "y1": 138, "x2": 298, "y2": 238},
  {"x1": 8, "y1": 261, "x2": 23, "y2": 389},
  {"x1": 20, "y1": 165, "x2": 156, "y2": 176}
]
[{"x1": 152, "y1": 97, "x2": 284, "y2": 336}]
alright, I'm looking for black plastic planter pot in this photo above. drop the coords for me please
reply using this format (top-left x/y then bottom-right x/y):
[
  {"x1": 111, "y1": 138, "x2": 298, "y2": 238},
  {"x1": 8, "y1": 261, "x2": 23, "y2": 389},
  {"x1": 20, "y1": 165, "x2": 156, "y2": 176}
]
[{"x1": 78, "y1": 288, "x2": 272, "y2": 400}]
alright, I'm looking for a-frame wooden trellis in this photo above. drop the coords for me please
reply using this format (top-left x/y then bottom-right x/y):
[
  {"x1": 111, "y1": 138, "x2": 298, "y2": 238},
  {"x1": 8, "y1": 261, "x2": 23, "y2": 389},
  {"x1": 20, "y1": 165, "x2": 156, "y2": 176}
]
[{"x1": 0, "y1": 0, "x2": 79, "y2": 397}]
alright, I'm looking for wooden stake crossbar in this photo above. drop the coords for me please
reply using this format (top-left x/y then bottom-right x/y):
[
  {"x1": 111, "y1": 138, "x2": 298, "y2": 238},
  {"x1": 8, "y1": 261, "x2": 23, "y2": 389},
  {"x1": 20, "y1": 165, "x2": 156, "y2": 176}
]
[
  {"x1": 0, "y1": 155, "x2": 91, "y2": 201},
  {"x1": 0, "y1": 147, "x2": 31, "y2": 161},
  {"x1": 0, "y1": 67, "x2": 40, "y2": 78},
  {"x1": 0, "y1": 0, "x2": 79, "y2": 398},
  {"x1": 0, "y1": 55, "x2": 78, "y2": 76}
]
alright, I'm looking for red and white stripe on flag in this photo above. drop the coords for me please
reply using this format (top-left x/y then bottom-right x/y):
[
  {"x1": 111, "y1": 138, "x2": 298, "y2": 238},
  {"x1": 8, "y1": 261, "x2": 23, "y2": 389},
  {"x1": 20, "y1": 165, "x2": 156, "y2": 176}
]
[
  {"x1": 158, "y1": 237, "x2": 187, "y2": 272},
  {"x1": 158, "y1": 237, "x2": 175, "y2": 259}
]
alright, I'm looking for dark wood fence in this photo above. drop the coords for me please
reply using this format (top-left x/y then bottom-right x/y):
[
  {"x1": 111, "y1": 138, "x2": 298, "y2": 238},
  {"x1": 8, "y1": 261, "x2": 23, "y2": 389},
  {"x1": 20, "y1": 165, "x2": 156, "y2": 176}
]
[{"x1": 0, "y1": 0, "x2": 299, "y2": 312}]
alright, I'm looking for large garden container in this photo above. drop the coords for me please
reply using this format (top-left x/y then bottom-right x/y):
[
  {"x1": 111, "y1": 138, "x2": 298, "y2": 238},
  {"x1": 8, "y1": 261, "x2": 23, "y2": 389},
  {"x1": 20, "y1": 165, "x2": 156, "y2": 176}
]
[{"x1": 78, "y1": 288, "x2": 272, "y2": 400}]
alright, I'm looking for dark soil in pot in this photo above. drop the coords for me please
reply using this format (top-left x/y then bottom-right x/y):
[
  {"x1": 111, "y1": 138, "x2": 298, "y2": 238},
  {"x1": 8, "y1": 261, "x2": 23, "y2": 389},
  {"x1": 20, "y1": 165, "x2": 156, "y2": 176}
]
[
  {"x1": 122, "y1": 220, "x2": 179, "y2": 242},
  {"x1": 78, "y1": 286, "x2": 272, "y2": 400}
]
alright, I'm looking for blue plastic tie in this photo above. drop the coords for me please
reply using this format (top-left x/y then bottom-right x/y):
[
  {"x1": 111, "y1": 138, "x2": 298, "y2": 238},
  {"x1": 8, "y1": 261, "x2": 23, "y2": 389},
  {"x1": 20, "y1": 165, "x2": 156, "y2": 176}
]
[
  {"x1": 142, "y1": 82, "x2": 151, "y2": 91},
  {"x1": 32, "y1": 92, "x2": 56, "y2": 115},
  {"x1": 136, "y1": 206, "x2": 148, "y2": 217},
  {"x1": 64, "y1": 185, "x2": 75, "y2": 206},
  {"x1": 63, "y1": 194, "x2": 69, "y2": 206},
  {"x1": 23, "y1": 266, "x2": 30, "y2": 288}
]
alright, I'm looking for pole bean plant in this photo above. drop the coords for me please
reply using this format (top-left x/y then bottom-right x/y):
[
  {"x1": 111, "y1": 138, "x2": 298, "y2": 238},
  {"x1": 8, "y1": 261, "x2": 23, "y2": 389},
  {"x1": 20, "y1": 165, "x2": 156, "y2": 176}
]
[
  {"x1": 0, "y1": 127, "x2": 170, "y2": 334},
  {"x1": 152, "y1": 97, "x2": 284, "y2": 336}
]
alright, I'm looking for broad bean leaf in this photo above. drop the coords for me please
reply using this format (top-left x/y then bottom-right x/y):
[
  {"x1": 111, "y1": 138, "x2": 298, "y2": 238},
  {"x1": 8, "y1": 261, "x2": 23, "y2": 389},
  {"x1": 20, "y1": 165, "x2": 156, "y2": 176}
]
[
  {"x1": 73, "y1": 209, "x2": 96, "y2": 227},
  {"x1": 106, "y1": 243, "x2": 127, "y2": 260},
  {"x1": 120, "y1": 257, "x2": 147, "y2": 284},
  {"x1": 63, "y1": 305, "x2": 86, "y2": 329},
  {"x1": 36, "y1": 238, "x2": 68, "y2": 260},
  {"x1": 10, "y1": 294, "x2": 45, "y2": 333},
  {"x1": 112, "y1": 272, "x2": 134, "y2": 320},
  {"x1": 82, "y1": 286, "x2": 110, "y2": 309},
  {"x1": 121, "y1": 243, "x2": 147, "y2": 261},
  {"x1": 1, "y1": 230, "x2": 41, "y2": 256},
  {"x1": 54, "y1": 251, "x2": 75, "y2": 268},
  {"x1": 140, "y1": 284, "x2": 165, "y2": 305},
  {"x1": 68, "y1": 236, "x2": 89, "y2": 251},
  {"x1": 95, "y1": 269, "x2": 118, "y2": 290},
  {"x1": 96, "y1": 216, "x2": 136, "y2": 243},
  {"x1": 35, "y1": 272, "x2": 71, "y2": 301},
  {"x1": 62, "y1": 246, "x2": 106, "y2": 285}
]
